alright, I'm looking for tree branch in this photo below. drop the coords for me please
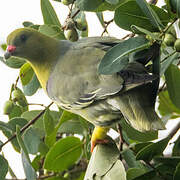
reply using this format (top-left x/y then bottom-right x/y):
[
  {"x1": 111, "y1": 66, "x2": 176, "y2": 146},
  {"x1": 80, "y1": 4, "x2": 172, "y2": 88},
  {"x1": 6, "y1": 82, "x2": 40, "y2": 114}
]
[{"x1": 0, "y1": 102, "x2": 53, "y2": 151}]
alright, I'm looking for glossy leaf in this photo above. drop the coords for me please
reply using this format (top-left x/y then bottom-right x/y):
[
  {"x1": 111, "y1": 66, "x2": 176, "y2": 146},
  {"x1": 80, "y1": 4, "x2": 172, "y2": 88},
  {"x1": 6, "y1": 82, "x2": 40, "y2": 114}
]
[
  {"x1": 23, "y1": 127, "x2": 41, "y2": 154},
  {"x1": 20, "y1": 63, "x2": 34, "y2": 86},
  {"x1": 58, "y1": 119, "x2": 85, "y2": 135},
  {"x1": 16, "y1": 126, "x2": 37, "y2": 180},
  {"x1": 158, "y1": 90, "x2": 180, "y2": 118},
  {"x1": 44, "y1": 136, "x2": 82, "y2": 171},
  {"x1": 136, "y1": 137, "x2": 170, "y2": 161},
  {"x1": 43, "y1": 109, "x2": 55, "y2": 136},
  {"x1": 2, "y1": 118, "x2": 28, "y2": 152},
  {"x1": 41, "y1": 0, "x2": 61, "y2": 26},
  {"x1": 75, "y1": 0, "x2": 104, "y2": 11},
  {"x1": 122, "y1": 149, "x2": 145, "y2": 169},
  {"x1": 0, "y1": 56, "x2": 25, "y2": 69},
  {"x1": 120, "y1": 119, "x2": 158, "y2": 142},
  {"x1": 98, "y1": 36, "x2": 150, "y2": 74},
  {"x1": 114, "y1": 1, "x2": 169, "y2": 32},
  {"x1": 105, "y1": 0, "x2": 119, "y2": 5},
  {"x1": 160, "y1": 52, "x2": 178, "y2": 76},
  {"x1": 84, "y1": 140, "x2": 119, "y2": 179},
  {"x1": 21, "y1": 110, "x2": 61, "y2": 136},
  {"x1": 174, "y1": 162, "x2": 180, "y2": 180},
  {"x1": 22, "y1": 74, "x2": 40, "y2": 96},
  {"x1": 0, "y1": 155, "x2": 8, "y2": 180},
  {"x1": 165, "y1": 64, "x2": 180, "y2": 109},
  {"x1": 96, "y1": 12, "x2": 105, "y2": 28},
  {"x1": 154, "y1": 156, "x2": 180, "y2": 167},
  {"x1": 136, "y1": 0, "x2": 164, "y2": 31},
  {"x1": 39, "y1": 24, "x2": 65, "y2": 40},
  {"x1": 173, "y1": 136, "x2": 180, "y2": 156},
  {"x1": 127, "y1": 168, "x2": 146, "y2": 180}
]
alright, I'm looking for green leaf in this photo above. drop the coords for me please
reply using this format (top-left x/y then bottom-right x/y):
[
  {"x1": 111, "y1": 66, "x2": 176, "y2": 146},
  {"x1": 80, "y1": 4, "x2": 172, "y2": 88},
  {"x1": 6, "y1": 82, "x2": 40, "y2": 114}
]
[
  {"x1": 2, "y1": 118, "x2": 28, "y2": 152},
  {"x1": 136, "y1": 137, "x2": 170, "y2": 161},
  {"x1": 21, "y1": 152, "x2": 37, "y2": 180},
  {"x1": 174, "y1": 162, "x2": 180, "y2": 180},
  {"x1": 23, "y1": 21, "x2": 34, "y2": 27},
  {"x1": 43, "y1": 109, "x2": 55, "y2": 136},
  {"x1": 135, "y1": 0, "x2": 164, "y2": 31},
  {"x1": 102, "y1": 160, "x2": 126, "y2": 180},
  {"x1": 44, "y1": 136, "x2": 82, "y2": 171},
  {"x1": 1, "y1": 44, "x2": 7, "y2": 51},
  {"x1": 75, "y1": 0, "x2": 104, "y2": 11},
  {"x1": 98, "y1": 36, "x2": 150, "y2": 74},
  {"x1": 114, "y1": 1, "x2": 169, "y2": 32},
  {"x1": 41, "y1": 0, "x2": 61, "y2": 26},
  {"x1": 58, "y1": 119, "x2": 85, "y2": 135},
  {"x1": 160, "y1": 52, "x2": 178, "y2": 76},
  {"x1": 154, "y1": 156, "x2": 180, "y2": 167},
  {"x1": 105, "y1": 0, "x2": 119, "y2": 5},
  {"x1": 22, "y1": 74, "x2": 40, "y2": 96},
  {"x1": 96, "y1": 12, "x2": 105, "y2": 28},
  {"x1": 16, "y1": 126, "x2": 37, "y2": 180},
  {"x1": 158, "y1": 90, "x2": 180, "y2": 118},
  {"x1": 0, "y1": 56, "x2": 25, "y2": 69},
  {"x1": 23, "y1": 127, "x2": 41, "y2": 154},
  {"x1": 127, "y1": 168, "x2": 146, "y2": 180},
  {"x1": 38, "y1": 141, "x2": 49, "y2": 156},
  {"x1": 32, "y1": 155, "x2": 41, "y2": 171},
  {"x1": 165, "y1": 64, "x2": 180, "y2": 109},
  {"x1": 173, "y1": 136, "x2": 180, "y2": 156},
  {"x1": 39, "y1": 24, "x2": 65, "y2": 40},
  {"x1": 19, "y1": 63, "x2": 34, "y2": 86},
  {"x1": 0, "y1": 155, "x2": 8, "y2": 180},
  {"x1": 120, "y1": 119, "x2": 158, "y2": 142},
  {"x1": 21, "y1": 110, "x2": 61, "y2": 137},
  {"x1": 84, "y1": 140, "x2": 119, "y2": 179},
  {"x1": 122, "y1": 148, "x2": 145, "y2": 169}
]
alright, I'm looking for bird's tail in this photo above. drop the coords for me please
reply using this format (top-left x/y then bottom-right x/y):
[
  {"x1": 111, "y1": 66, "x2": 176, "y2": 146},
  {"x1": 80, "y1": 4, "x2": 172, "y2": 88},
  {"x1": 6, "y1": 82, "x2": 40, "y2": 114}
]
[{"x1": 114, "y1": 84, "x2": 165, "y2": 131}]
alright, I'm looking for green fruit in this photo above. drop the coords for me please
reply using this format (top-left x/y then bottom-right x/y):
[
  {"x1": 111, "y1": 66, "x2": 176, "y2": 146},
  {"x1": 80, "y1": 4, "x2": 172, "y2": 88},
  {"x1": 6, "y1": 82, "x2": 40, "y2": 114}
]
[
  {"x1": 75, "y1": 19, "x2": 87, "y2": 31},
  {"x1": 163, "y1": 33, "x2": 176, "y2": 46},
  {"x1": 174, "y1": 38, "x2": 180, "y2": 52},
  {"x1": 62, "y1": 0, "x2": 73, "y2": 5},
  {"x1": 64, "y1": 28, "x2": 79, "y2": 42},
  {"x1": 12, "y1": 89, "x2": 28, "y2": 107},
  {"x1": 167, "y1": 26, "x2": 176, "y2": 38},
  {"x1": 3, "y1": 100, "x2": 14, "y2": 115}
]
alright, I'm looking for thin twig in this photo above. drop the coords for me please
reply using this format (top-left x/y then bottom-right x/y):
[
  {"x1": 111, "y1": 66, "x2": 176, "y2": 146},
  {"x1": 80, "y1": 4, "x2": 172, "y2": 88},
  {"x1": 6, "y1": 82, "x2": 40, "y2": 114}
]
[
  {"x1": 101, "y1": 19, "x2": 114, "y2": 36},
  {"x1": 0, "y1": 102, "x2": 53, "y2": 151},
  {"x1": 71, "y1": 9, "x2": 80, "y2": 19},
  {"x1": 28, "y1": 103, "x2": 46, "y2": 107},
  {"x1": 121, "y1": 33, "x2": 135, "y2": 40},
  {"x1": 117, "y1": 123, "x2": 125, "y2": 160}
]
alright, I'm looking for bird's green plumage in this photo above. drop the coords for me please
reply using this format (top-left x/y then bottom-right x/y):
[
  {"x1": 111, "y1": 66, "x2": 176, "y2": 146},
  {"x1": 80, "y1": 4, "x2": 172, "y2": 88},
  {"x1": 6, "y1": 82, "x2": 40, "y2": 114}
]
[{"x1": 5, "y1": 28, "x2": 165, "y2": 132}]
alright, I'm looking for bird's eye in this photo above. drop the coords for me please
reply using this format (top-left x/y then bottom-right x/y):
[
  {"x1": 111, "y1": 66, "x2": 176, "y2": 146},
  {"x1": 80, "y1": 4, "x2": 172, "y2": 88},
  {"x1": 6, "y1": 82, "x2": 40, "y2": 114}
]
[{"x1": 20, "y1": 34, "x2": 27, "y2": 42}]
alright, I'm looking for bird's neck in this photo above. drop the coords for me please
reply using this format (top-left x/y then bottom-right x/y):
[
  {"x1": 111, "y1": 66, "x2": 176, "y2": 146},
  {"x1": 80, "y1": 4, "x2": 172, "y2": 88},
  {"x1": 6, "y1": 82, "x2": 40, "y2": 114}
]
[{"x1": 29, "y1": 39, "x2": 60, "y2": 91}]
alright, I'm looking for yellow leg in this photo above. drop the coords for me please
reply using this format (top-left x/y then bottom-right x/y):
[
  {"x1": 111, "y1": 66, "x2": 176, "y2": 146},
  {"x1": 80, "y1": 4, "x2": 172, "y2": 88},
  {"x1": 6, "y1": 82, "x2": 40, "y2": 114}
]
[{"x1": 91, "y1": 126, "x2": 110, "y2": 152}]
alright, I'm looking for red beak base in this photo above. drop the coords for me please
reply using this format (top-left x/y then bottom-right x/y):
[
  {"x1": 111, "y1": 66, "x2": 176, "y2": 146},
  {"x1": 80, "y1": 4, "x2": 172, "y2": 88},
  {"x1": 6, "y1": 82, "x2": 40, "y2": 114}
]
[{"x1": 7, "y1": 45, "x2": 16, "y2": 53}]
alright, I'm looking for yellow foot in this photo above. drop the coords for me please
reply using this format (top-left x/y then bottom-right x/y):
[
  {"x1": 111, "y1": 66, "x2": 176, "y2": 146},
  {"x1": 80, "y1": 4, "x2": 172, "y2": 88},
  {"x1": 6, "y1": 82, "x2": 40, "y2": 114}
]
[{"x1": 91, "y1": 126, "x2": 110, "y2": 152}]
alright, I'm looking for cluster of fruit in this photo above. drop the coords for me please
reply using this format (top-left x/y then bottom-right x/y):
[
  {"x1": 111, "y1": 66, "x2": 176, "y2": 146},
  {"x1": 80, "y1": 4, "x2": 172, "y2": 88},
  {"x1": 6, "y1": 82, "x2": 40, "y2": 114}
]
[
  {"x1": 3, "y1": 88, "x2": 28, "y2": 115},
  {"x1": 64, "y1": 17, "x2": 87, "y2": 42}
]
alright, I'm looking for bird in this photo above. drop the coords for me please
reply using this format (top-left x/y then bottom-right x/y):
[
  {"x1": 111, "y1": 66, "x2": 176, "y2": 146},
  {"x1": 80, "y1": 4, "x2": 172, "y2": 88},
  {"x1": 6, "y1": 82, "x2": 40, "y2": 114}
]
[{"x1": 4, "y1": 28, "x2": 165, "y2": 151}]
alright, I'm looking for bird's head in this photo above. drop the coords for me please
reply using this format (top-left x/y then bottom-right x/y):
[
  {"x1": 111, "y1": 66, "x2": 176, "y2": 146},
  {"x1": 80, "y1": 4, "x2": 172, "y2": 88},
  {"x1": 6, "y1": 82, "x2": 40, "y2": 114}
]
[{"x1": 4, "y1": 28, "x2": 57, "y2": 63}]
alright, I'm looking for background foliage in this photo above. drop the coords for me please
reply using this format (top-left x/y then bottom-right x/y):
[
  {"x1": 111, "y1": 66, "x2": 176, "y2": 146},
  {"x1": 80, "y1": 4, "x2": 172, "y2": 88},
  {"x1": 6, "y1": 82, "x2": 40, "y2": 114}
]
[{"x1": 0, "y1": 0, "x2": 180, "y2": 179}]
